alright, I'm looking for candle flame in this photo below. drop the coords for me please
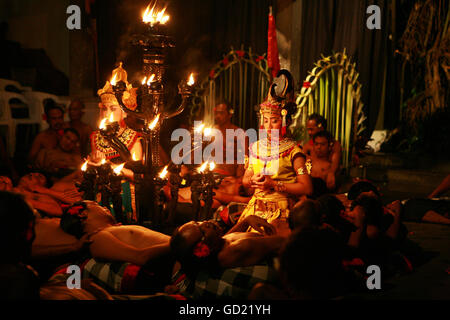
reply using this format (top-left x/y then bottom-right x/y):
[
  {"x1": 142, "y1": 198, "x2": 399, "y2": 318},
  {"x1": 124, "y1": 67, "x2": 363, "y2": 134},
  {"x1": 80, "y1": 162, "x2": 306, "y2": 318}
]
[
  {"x1": 142, "y1": 2, "x2": 170, "y2": 26},
  {"x1": 194, "y1": 123, "x2": 205, "y2": 133},
  {"x1": 187, "y1": 73, "x2": 195, "y2": 86},
  {"x1": 203, "y1": 127, "x2": 212, "y2": 137},
  {"x1": 146, "y1": 74, "x2": 155, "y2": 85},
  {"x1": 142, "y1": 76, "x2": 147, "y2": 85},
  {"x1": 109, "y1": 113, "x2": 114, "y2": 123},
  {"x1": 110, "y1": 73, "x2": 117, "y2": 86},
  {"x1": 113, "y1": 163, "x2": 125, "y2": 175},
  {"x1": 101, "y1": 159, "x2": 106, "y2": 165},
  {"x1": 158, "y1": 165, "x2": 168, "y2": 179},
  {"x1": 99, "y1": 118, "x2": 107, "y2": 130},
  {"x1": 198, "y1": 161, "x2": 208, "y2": 173},
  {"x1": 81, "y1": 160, "x2": 88, "y2": 172},
  {"x1": 149, "y1": 113, "x2": 160, "y2": 130},
  {"x1": 209, "y1": 161, "x2": 215, "y2": 171}
]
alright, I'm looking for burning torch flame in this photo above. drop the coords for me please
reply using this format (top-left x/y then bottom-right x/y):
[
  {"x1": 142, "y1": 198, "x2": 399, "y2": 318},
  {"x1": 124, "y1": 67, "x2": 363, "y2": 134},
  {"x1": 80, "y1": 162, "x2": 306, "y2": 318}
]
[
  {"x1": 159, "y1": 165, "x2": 168, "y2": 179},
  {"x1": 99, "y1": 118, "x2": 107, "y2": 130},
  {"x1": 198, "y1": 161, "x2": 208, "y2": 173},
  {"x1": 81, "y1": 160, "x2": 88, "y2": 172},
  {"x1": 109, "y1": 113, "x2": 114, "y2": 123},
  {"x1": 143, "y1": 2, "x2": 170, "y2": 26},
  {"x1": 142, "y1": 76, "x2": 147, "y2": 85},
  {"x1": 132, "y1": 152, "x2": 138, "y2": 161},
  {"x1": 194, "y1": 123, "x2": 205, "y2": 134},
  {"x1": 146, "y1": 74, "x2": 155, "y2": 86},
  {"x1": 149, "y1": 113, "x2": 160, "y2": 130},
  {"x1": 113, "y1": 163, "x2": 125, "y2": 175},
  {"x1": 101, "y1": 159, "x2": 106, "y2": 165},
  {"x1": 110, "y1": 73, "x2": 117, "y2": 86},
  {"x1": 203, "y1": 127, "x2": 212, "y2": 137},
  {"x1": 187, "y1": 73, "x2": 195, "y2": 86},
  {"x1": 209, "y1": 161, "x2": 215, "y2": 171}
]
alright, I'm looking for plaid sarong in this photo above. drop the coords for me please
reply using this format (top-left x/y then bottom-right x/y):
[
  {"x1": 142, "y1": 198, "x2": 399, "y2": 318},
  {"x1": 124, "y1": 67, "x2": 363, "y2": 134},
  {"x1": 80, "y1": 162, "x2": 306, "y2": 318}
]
[{"x1": 177, "y1": 264, "x2": 279, "y2": 299}]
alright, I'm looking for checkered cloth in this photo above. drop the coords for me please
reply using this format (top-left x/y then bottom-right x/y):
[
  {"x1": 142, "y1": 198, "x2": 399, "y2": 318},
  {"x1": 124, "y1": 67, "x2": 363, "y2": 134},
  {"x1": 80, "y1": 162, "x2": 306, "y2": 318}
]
[
  {"x1": 176, "y1": 264, "x2": 279, "y2": 299},
  {"x1": 51, "y1": 258, "x2": 141, "y2": 294}
]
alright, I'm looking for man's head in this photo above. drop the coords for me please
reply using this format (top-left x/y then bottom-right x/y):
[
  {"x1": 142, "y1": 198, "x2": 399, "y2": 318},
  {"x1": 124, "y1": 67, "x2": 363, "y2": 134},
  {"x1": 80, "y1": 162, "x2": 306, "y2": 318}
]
[
  {"x1": 313, "y1": 131, "x2": 332, "y2": 158},
  {"x1": 0, "y1": 191, "x2": 36, "y2": 263},
  {"x1": 170, "y1": 220, "x2": 225, "y2": 275},
  {"x1": 347, "y1": 180, "x2": 380, "y2": 201},
  {"x1": 59, "y1": 128, "x2": 80, "y2": 153},
  {"x1": 288, "y1": 199, "x2": 322, "y2": 231},
  {"x1": 0, "y1": 176, "x2": 13, "y2": 191},
  {"x1": 214, "y1": 100, "x2": 233, "y2": 127},
  {"x1": 60, "y1": 201, "x2": 116, "y2": 238},
  {"x1": 68, "y1": 99, "x2": 85, "y2": 121},
  {"x1": 317, "y1": 194, "x2": 356, "y2": 238},
  {"x1": 44, "y1": 102, "x2": 65, "y2": 131},
  {"x1": 306, "y1": 113, "x2": 327, "y2": 138},
  {"x1": 18, "y1": 172, "x2": 48, "y2": 190}
]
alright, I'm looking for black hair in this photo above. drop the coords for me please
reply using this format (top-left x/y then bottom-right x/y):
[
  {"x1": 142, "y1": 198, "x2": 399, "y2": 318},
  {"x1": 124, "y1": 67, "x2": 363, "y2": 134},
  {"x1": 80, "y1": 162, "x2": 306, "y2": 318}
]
[
  {"x1": 312, "y1": 130, "x2": 333, "y2": 143},
  {"x1": 347, "y1": 181, "x2": 380, "y2": 200},
  {"x1": 0, "y1": 191, "x2": 35, "y2": 263},
  {"x1": 44, "y1": 99, "x2": 64, "y2": 117},
  {"x1": 63, "y1": 127, "x2": 80, "y2": 140},
  {"x1": 59, "y1": 202, "x2": 88, "y2": 239},
  {"x1": 307, "y1": 113, "x2": 327, "y2": 129},
  {"x1": 280, "y1": 228, "x2": 345, "y2": 299},
  {"x1": 215, "y1": 99, "x2": 233, "y2": 112},
  {"x1": 288, "y1": 200, "x2": 322, "y2": 231},
  {"x1": 352, "y1": 195, "x2": 384, "y2": 227},
  {"x1": 317, "y1": 194, "x2": 357, "y2": 237}
]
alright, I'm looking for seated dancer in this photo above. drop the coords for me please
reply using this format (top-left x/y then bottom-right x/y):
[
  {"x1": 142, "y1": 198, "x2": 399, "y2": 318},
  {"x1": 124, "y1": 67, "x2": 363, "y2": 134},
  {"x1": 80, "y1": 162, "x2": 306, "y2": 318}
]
[
  {"x1": 34, "y1": 128, "x2": 83, "y2": 177},
  {"x1": 170, "y1": 215, "x2": 283, "y2": 276},
  {"x1": 302, "y1": 113, "x2": 342, "y2": 190},
  {"x1": 212, "y1": 100, "x2": 247, "y2": 179},
  {"x1": 66, "y1": 99, "x2": 93, "y2": 158},
  {"x1": 239, "y1": 76, "x2": 313, "y2": 236},
  {"x1": 89, "y1": 63, "x2": 143, "y2": 221}
]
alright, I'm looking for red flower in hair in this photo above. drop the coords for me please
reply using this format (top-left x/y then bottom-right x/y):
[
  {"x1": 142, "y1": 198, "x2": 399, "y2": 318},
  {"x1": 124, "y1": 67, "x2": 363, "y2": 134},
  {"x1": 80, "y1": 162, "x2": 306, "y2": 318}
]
[
  {"x1": 303, "y1": 81, "x2": 311, "y2": 88},
  {"x1": 193, "y1": 242, "x2": 210, "y2": 258},
  {"x1": 67, "y1": 205, "x2": 85, "y2": 216}
]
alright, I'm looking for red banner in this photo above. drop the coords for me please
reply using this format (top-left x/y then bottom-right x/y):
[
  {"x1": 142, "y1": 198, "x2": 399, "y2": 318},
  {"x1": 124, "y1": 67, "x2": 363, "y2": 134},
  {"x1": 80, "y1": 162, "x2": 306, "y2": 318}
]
[{"x1": 267, "y1": 7, "x2": 280, "y2": 79}]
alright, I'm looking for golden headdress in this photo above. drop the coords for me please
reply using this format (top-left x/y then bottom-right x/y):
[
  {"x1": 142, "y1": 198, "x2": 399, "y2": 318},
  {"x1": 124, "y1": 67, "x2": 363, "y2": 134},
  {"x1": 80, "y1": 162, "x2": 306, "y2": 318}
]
[
  {"x1": 259, "y1": 69, "x2": 294, "y2": 136},
  {"x1": 97, "y1": 62, "x2": 138, "y2": 110}
]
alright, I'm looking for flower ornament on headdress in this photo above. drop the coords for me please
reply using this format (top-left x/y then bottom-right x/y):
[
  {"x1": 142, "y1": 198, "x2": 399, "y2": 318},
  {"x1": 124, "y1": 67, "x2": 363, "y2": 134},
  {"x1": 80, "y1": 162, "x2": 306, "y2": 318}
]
[
  {"x1": 97, "y1": 62, "x2": 137, "y2": 111},
  {"x1": 193, "y1": 241, "x2": 211, "y2": 258},
  {"x1": 259, "y1": 69, "x2": 294, "y2": 137}
]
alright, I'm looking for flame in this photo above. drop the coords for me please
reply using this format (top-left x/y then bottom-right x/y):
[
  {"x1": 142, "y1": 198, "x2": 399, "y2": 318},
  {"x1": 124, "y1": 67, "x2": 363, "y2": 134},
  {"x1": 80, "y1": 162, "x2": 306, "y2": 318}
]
[
  {"x1": 113, "y1": 163, "x2": 125, "y2": 175},
  {"x1": 110, "y1": 73, "x2": 117, "y2": 86},
  {"x1": 187, "y1": 73, "x2": 195, "y2": 86},
  {"x1": 146, "y1": 74, "x2": 155, "y2": 85},
  {"x1": 203, "y1": 127, "x2": 212, "y2": 137},
  {"x1": 149, "y1": 113, "x2": 160, "y2": 130},
  {"x1": 101, "y1": 159, "x2": 106, "y2": 165},
  {"x1": 194, "y1": 123, "x2": 205, "y2": 133},
  {"x1": 81, "y1": 160, "x2": 88, "y2": 172},
  {"x1": 209, "y1": 161, "x2": 215, "y2": 171},
  {"x1": 158, "y1": 165, "x2": 168, "y2": 179},
  {"x1": 142, "y1": 76, "x2": 147, "y2": 85},
  {"x1": 142, "y1": 2, "x2": 170, "y2": 26},
  {"x1": 109, "y1": 113, "x2": 114, "y2": 123},
  {"x1": 99, "y1": 118, "x2": 107, "y2": 130},
  {"x1": 132, "y1": 152, "x2": 138, "y2": 161},
  {"x1": 198, "y1": 161, "x2": 208, "y2": 173}
]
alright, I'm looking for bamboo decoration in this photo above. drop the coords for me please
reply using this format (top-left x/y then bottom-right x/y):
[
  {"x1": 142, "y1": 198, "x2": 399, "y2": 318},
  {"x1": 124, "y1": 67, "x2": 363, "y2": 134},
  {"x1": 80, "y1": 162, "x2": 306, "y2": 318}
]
[
  {"x1": 191, "y1": 47, "x2": 271, "y2": 130},
  {"x1": 291, "y1": 49, "x2": 367, "y2": 169}
]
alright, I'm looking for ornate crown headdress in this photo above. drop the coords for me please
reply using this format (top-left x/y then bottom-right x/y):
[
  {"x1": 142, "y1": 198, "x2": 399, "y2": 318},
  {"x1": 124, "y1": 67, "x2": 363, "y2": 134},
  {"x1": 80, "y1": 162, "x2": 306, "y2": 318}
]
[
  {"x1": 97, "y1": 62, "x2": 137, "y2": 110},
  {"x1": 259, "y1": 69, "x2": 294, "y2": 136}
]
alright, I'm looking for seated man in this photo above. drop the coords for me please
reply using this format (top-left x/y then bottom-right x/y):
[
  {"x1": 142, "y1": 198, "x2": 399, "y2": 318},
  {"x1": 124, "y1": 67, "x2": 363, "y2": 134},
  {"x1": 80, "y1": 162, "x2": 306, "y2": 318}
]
[
  {"x1": 302, "y1": 113, "x2": 342, "y2": 190},
  {"x1": 28, "y1": 103, "x2": 65, "y2": 164},
  {"x1": 170, "y1": 215, "x2": 284, "y2": 277},
  {"x1": 34, "y1": 128, "x2": 83, "y2": 177},
  {"x1": 66, "y1": 99, "x2": 93, "y2": 158}
]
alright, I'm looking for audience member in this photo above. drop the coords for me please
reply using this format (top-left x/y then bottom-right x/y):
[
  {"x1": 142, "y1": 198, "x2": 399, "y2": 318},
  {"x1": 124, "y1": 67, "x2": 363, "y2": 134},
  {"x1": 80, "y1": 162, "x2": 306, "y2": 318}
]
[{"x1": 66, "y1": 99, "x2": 93, "y2": 158}]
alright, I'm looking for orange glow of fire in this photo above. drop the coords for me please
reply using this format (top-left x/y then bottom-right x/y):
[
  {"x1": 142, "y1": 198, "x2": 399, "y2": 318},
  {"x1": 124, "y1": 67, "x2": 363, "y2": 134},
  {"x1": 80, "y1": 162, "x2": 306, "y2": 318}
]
[
  {"x1": 142, "y1": 76, "x2": 147, "y2": 85},
  {"x1": 198, "y1": 161, "x2": 208, "y2": 173},
  {"x1": 142, "y1": 2, "x2": 170, "y2": 26},
  {"x1": 101, "y1": 159, "x2": 106, "y2": 165},
  {"x1": 81, "y1": 160, "x2": 88, "y2": 172},
  {"x1": 110, "y1": 73, "x2": 117, "y2": 86},
  {"x1": 149, "y1": 113, "x2": 160, "y2": 130},
  {"x1": 99, "y1": 118, "x2": 107, "y2": 130},
  {"x1": 187, "y1": 73, "x2": 195, "y2": 86},
  {"x1": 209, "y1": 161, "x2": 215, "y2": 171},
  {"x1": 146, "y1": 74, "x2": 155, "y2": 85},
  {"x1": 159, "y1": 165, "x2": 168, "y2": 179},
  {"x1": 109, "y1": 113, "x2": 114, "y2": 123},
  {"x1": 113, "y1": 163, "x2": 125, "y2": 175}
]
